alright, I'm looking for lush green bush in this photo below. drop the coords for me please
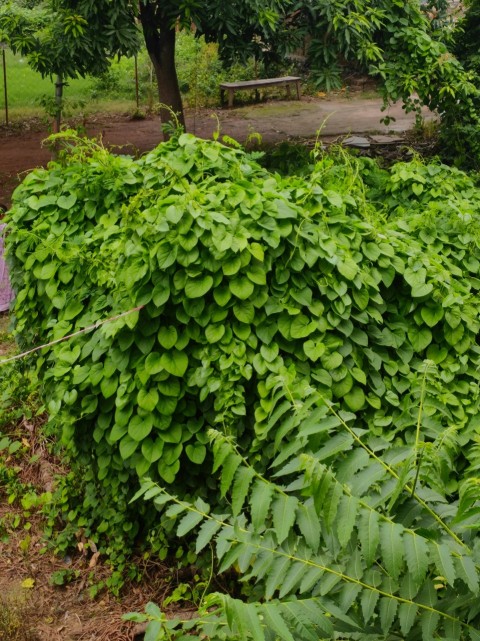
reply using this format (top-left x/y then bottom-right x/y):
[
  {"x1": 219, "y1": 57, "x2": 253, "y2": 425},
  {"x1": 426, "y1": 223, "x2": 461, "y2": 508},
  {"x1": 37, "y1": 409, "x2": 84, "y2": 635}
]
[{"x1": 5, "y1": 134, "x2": 480, "y2": 618}]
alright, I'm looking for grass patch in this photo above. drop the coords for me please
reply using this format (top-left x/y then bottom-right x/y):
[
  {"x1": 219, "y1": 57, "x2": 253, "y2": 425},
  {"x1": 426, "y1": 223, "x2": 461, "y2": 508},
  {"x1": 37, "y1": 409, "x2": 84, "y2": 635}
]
[{"x1": 0, "y1": 594, "x2": 39, "y2": 641}]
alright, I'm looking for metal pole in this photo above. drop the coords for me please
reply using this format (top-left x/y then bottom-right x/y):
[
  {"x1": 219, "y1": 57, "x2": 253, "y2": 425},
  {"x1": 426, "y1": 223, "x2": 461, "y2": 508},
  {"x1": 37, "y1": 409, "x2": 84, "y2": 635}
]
[
  {"x1": 1, "y1": 47, "x2": 8, "y2": 126},
  {"x1": 134, "y1": 55, "x2": 139, "y2": 109},
  {"x1": 54, "y1": 73, "x2": 63, "y2": 133}
]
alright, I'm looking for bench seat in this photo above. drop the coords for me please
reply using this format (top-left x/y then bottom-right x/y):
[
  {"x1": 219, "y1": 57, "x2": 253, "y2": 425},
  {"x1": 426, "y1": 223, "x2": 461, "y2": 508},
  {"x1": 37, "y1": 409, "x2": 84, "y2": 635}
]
[{"x1": 220, "y1": 76, "x2": 301, "y2": 108}]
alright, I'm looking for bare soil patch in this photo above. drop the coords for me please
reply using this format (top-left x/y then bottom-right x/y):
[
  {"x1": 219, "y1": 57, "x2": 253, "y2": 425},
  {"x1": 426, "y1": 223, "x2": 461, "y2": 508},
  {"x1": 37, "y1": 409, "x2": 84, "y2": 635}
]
[{"x1": 0, "y1": 97, "x2": 433, "y2": 207}]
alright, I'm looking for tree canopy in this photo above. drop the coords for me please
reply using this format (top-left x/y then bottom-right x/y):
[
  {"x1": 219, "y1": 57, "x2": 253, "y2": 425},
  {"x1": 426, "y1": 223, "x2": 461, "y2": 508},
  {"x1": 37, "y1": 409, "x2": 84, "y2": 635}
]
[{"x1": 1, "y1": 0, "x2": 480, "y2": 159}]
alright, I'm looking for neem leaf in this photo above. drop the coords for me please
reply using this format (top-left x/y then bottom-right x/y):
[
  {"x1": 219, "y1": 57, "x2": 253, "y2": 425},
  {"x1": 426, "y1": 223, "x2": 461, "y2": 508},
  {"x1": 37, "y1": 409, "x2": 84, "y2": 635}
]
[
  {"x1": 160, "y1": 350, "x2": 189, "y2": 377},
  {"x1": 185, "y1": 275, "x2": 213, "y2": 298}
]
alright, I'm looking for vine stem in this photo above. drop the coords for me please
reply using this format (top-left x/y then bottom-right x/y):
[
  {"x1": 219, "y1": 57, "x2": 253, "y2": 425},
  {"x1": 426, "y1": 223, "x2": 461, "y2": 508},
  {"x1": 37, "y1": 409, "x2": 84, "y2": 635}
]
[{"x1": 410, "y1": 362, "x2": 430, "y2": 496}]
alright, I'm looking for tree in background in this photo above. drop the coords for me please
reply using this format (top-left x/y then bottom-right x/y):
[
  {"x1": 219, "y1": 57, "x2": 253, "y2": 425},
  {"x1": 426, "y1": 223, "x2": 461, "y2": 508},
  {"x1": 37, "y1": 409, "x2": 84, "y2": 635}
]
[
  {"x1": 2, "y1": 0, "x2": 480, "y2": 164},
  {"x1": 0, "y1": 0, "x2": 140, "y2": 129}
]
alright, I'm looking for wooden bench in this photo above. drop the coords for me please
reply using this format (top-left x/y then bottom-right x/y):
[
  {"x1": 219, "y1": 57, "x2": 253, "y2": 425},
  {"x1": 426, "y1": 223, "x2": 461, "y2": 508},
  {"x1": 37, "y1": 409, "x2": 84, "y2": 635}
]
[{"x1": 220, "y1": 76, "x2": 301, "y2": 108}]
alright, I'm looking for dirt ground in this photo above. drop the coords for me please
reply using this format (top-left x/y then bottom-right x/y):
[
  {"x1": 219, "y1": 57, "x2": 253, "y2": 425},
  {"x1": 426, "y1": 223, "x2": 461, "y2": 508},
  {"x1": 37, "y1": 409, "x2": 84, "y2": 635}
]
[{"x1": 0, "y1": 95, "x2": 434, "y2": 207}]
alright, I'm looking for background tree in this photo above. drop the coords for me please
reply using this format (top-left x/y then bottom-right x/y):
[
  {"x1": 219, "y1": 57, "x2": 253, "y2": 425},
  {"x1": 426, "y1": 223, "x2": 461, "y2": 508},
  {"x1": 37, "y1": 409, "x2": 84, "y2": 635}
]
[
  {"x1": 0, "y1": 0, "x2": 140, "y2": 129},
  {"x1": 2, "y1": 0, "x2": 480, "y2": 163}
]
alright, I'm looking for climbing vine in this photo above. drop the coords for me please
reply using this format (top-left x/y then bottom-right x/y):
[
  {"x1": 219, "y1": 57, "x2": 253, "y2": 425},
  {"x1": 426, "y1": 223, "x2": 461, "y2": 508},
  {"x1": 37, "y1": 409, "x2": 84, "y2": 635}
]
[{"x1": 5, "y1": 134, "x2": 480, "y2": 601}]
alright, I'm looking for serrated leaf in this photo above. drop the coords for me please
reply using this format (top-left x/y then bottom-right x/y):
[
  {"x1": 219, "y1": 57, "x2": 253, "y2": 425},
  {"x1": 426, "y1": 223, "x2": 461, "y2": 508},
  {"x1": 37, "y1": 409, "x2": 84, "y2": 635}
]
[
  {"x1": 220, "y1": 453, "x2": 242, "y2": 497},
  {"x1": 361, "y1": 588, "x2": 379, "y2": 623},
  {"x1": 358, "y1": 510, "x2": 380, "y2": 566},
  {"x1": 251, "y1": 480, "x2": 274, "y2": 530},
  {"x1": 262, "y1": 603, "x2": 295, "y2": 641},
  {"x1": 380, "y1": 521, "x2": 404, "y2": 580},
  {"x1": 272, "y1": 495, "x2": 299, "y2": 544},
  {"x1": 195, "y1": 518, "x2": 223, "y2": 554},
  {"x1": 456, "y1": 554, "x2": 479, "y2": 594},
  {"x1": 380, "y1": 597, "x2": 398, "y2": 634},
  {"x1": 296, "y1": 500, "x2": 321, "y2": 552},
  {"x1": 176, "y1": 510, "x2": 204, "y2": 537},
  {"x1": 265, "y1": 557, "x2": 291, "y2": 599},
  {"x1": 337, "y1": 494, "x2": 358, "y2": 548},
  {"x1": 279, "y1": 562, "x2": 307, "y2": 598},
  {"x1": 398, "y1": 602, "x2": 417, "y2": 635},
  {"x1": 431, "y1": 543, "x2": 456, "y2": 587},
  {"x1": 231, "y1": 466, "x2": 255, "y2": 516},
  {"x1": 421, "y1": 610, "x2": 440, "y2": 641},
  {"x1": 404, "y1": 532, "x2": 429, "y2": 588}
]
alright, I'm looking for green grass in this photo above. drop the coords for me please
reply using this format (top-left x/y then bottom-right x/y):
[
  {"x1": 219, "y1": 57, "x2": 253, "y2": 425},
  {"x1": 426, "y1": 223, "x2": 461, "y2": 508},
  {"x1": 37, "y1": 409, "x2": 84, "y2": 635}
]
[
  {"x1": 0, "y1": 49, "x2": 140, "y2": 121},
  {"x1": 1, "y1": 50, "x2": 93, "y2": 108}
]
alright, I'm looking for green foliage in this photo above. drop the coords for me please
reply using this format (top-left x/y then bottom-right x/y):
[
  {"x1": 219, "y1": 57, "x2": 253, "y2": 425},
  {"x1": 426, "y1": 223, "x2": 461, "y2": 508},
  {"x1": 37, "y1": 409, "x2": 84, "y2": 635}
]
[
  {"x1": 6, "y1": 133, "x2": 480, "y2": 579},
  {"x1": 0, "y1": 0, "x2": 140, "y2": 79},
  {"x1": 129, "y1": 418, "x2": 480, "y2": 640}
]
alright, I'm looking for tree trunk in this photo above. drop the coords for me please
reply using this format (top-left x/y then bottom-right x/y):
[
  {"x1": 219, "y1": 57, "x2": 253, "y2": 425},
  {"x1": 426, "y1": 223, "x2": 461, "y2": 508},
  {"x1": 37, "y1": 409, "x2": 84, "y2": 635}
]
[{"x1": 139, "y1": 2, "x2": 185, "y2": 136}]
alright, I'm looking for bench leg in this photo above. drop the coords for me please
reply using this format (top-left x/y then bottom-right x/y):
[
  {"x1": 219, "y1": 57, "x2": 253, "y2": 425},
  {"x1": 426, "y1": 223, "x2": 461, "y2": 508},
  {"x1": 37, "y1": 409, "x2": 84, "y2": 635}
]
[
  {"x1": 220, "y1": 88, "x2": 225, "y2": 107},
  {"x1": 296, "y1": 80, "x2": 301, "y2": 100},
  {"x1": 228, "y1": 89, "x2": 234, "y2": 108},
  {"x1": 286, "y1": 83, "x2": 291, "y2": 99}
]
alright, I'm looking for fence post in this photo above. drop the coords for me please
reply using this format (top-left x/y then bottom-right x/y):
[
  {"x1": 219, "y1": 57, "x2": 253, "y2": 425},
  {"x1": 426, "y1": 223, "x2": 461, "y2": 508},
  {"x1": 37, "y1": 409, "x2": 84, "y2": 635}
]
[{"x1": 0, "y1": 44, "x2": 8, "y2": 126}]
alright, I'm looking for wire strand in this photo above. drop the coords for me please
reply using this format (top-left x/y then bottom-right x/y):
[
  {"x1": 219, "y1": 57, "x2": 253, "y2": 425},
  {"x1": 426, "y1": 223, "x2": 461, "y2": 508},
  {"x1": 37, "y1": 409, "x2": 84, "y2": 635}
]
[{"x1": 0, "y1": 305, "x2": 144, "y2": 367}]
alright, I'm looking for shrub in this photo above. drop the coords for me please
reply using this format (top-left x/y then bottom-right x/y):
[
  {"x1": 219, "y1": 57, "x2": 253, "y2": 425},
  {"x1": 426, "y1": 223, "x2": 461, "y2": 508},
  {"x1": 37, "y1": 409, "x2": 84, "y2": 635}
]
[{"x1": 5, "y1": 134, "x2": 480, "y2": 587}]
